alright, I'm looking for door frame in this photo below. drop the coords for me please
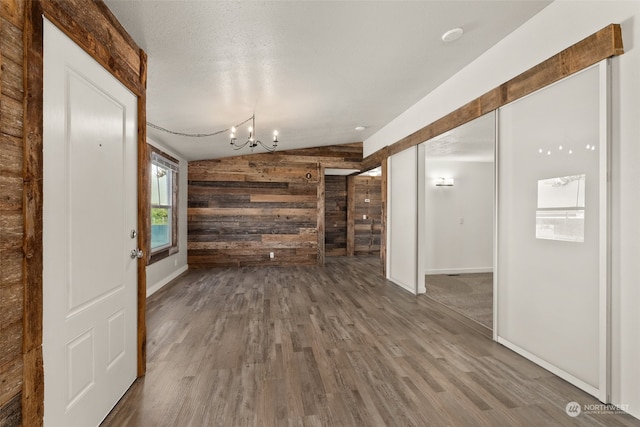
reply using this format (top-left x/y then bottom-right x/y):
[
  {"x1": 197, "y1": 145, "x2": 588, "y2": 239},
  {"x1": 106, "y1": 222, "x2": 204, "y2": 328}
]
[
  {"x1": 23, "y1": 2, "x2": 148, "y2": 424},
  {"x1": 362, "y1": 25, "x2": 622, "y2": 284}
]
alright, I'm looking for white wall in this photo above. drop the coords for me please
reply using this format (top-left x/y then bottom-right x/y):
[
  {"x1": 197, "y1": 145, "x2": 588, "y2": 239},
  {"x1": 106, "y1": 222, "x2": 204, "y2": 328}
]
[
  {"x1": 424, "y1": 160, "x2": 493, "y2": 274},
  {"x1": 146, "y1": 139, "x2": 189, "y2": 297},
  {"x1": 365, "y1": 1, "x2": 640, "y2": 418},
  {"x1": 387, "y1": 148, "x2": 418, "y2": 294}
]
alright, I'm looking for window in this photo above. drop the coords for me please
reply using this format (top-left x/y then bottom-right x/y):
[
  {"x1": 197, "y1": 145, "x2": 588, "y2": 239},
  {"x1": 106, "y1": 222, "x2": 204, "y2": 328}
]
[{"x1": 150, "y1": 149, "x2": 179, "y2": 262}]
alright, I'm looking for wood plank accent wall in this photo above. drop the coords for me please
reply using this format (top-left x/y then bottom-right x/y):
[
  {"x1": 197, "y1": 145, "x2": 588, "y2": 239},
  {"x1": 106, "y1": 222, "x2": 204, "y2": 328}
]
[
  {"x1": 317, "y1": 166, "x2": 325, "y2": 266},
  {"x1": 17, "y1": 1, "x2": 147, "y2": 425},
  {"x1": 188, "y1": 143, "x2": 362, "y2": 268},
  {"x1": 349, "y1": 176, "x2": 382, "y2": 256},
  {"x1": 0, "y1": 1, "x2": 25, "y2": 425},
  {"x1": 346, "y1": 176, "x2": 355, "y2": 256},
  {"x1": 324, "y1": 176, "x2": 348, "y2": 257}
]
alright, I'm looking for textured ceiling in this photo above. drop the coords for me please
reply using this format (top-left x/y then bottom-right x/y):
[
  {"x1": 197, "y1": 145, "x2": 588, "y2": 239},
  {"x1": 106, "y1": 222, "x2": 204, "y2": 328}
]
[
  {"x1": 425, "y1": 112, "x2": 496, "y2": 162},
  {"x1": 104, "y1": 0, "x2": 551, "y2": 161}
]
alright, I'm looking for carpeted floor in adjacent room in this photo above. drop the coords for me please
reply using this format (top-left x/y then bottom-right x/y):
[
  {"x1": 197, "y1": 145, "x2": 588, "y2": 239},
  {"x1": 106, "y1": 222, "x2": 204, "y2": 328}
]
[{"x1": 425, "y1": 273, "x2": 493, "y2": 329}]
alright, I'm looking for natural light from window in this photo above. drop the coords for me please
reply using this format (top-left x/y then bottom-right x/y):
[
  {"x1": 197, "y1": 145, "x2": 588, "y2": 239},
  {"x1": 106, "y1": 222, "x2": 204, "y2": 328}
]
[{"x1": 151, "y1": 161, "x2": 173, "y2": 251}]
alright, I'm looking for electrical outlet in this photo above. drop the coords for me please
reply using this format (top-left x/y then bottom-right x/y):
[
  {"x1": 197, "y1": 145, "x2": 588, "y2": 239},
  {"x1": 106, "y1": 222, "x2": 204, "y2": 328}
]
[
  {"x1": 363, "y1": 214, "x2": 367, "y2": 220},
  {"x1": 269, "y1": 252, "x2": 274, "y2": 259},
  {"x1": 364, "y1": 198, "x2": 370, "y2": 203}
]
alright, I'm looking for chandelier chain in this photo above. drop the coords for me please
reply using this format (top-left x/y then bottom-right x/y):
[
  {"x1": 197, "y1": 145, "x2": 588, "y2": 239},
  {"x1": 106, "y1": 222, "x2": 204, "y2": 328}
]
[{"x1": 146, "y1": 116, "x2": 253, "y2": 138}]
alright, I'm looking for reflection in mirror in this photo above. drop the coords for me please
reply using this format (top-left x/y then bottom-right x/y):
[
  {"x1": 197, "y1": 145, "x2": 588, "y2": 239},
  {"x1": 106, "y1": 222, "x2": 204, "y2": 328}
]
[
  {"x1": 422, "y1": 111, "x2": 495, "y2": 329},
  {"x1": 535, "y1": 174, "x2": 585, "y2": 242}
]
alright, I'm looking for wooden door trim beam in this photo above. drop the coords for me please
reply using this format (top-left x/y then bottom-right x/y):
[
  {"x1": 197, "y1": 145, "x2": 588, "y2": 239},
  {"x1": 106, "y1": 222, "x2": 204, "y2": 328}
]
[
  {"x1": 362, "y1": 24, "x2": 623, "y2": 279},
  {"x1": 362, "y1": 24, "x2": 623, "y2": 171},
  {"x1": 22, "y1": 3, "x2": 45, "y2": 425},
  {"x1": 136, "y1": 50, "x2": 148, "y2": 377},
  {"x1": 23, "y1": 1, "x2": 147, "y2": 425}
]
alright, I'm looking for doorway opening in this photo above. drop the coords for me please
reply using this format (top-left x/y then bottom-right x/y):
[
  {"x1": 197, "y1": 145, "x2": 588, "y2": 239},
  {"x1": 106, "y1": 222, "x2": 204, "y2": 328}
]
[
  {"x1": 324, "y1": 169, "x2": 383, "y2": 259},
  {"x1": 421, "y1": 112, "x2": 495, "y2": 330}
]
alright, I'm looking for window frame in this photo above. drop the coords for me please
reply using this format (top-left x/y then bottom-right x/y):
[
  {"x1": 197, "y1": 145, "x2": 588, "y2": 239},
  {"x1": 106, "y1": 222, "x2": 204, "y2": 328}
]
[{"x1": 149, "y1": 146, "x2": 179, "y2": 264}]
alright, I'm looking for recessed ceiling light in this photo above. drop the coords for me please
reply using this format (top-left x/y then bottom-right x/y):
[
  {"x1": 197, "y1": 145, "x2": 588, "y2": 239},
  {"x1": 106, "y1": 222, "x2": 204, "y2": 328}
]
[
  {"x1": 355, "y1": 126, "x2": 365, "y2": 131},
  {"x1": 442, "y1": 27, "x2": 464, "y2": 43}
]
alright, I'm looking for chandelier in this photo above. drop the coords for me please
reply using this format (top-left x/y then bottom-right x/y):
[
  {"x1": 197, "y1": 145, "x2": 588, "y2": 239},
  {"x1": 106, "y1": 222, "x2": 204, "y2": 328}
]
[{"x1": 230, "y1": 114, "x2": 278, "y2": 152}]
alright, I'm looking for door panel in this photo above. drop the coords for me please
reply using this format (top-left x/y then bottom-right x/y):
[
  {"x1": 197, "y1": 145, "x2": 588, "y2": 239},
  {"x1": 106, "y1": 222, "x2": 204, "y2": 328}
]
[
  {"x1": 497, "y1": 63, "x2": 607, "y2": 398},
  {"x1": 43, "y1": 19, "x2": 138, "y2": 427},
  {"x1": 68, "y1": 71, "x2": 126, "y2": 311}
]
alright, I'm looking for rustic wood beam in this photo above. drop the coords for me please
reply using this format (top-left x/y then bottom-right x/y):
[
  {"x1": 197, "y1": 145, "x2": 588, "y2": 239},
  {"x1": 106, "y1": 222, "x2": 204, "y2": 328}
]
[
  {"x1": 39, "y1": 0, "x2": 143, "y2": 96},
  {"x1": 22, "y1": 1, "x2": 45, "y2": 425},
  {"x1": 361, "y1": 24, "x2": 624, "y2": 280},
  {"x1": 361, "y1": 146, "x2": 388, "y2": 172},
  {"x1": 362, "y1": 23, "x2": 624, "y2": 166},
  {"x1": 380, "y1": 160, "x2": 387, "y2": 276},
  {"x1": 136, "y1": 48, "x2": 148, "y2": 377}
]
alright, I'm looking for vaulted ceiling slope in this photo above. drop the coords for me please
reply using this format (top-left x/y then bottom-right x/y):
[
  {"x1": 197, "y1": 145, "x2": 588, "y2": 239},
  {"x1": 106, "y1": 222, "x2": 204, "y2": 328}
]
[{"x1": 104, "y1": 0, "x2": 551, "y2": 161}]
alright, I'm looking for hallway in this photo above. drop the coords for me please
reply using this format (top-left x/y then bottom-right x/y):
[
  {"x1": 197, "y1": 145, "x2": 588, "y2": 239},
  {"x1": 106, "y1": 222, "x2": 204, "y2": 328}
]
[{"x1": 102, "y1": 257, "x2": 639, "y2": 426}]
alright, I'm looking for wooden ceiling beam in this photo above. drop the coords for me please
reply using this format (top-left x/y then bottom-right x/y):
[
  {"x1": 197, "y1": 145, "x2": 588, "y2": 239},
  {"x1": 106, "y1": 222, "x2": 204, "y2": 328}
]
[{"x1": 363, "y1": 23, "x2": 624, "y2": 167}]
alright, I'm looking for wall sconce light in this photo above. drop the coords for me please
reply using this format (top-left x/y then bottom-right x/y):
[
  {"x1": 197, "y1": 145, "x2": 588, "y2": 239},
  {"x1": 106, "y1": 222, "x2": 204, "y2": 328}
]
[{"x1": 435, "y1": 177, "x2": 454, "y2": 187}]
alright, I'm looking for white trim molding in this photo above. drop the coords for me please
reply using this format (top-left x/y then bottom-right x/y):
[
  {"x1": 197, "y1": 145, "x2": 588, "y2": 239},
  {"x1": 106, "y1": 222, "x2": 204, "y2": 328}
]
[{"x1": 146, "y1": 264, "x2": 188, "y2": 298}]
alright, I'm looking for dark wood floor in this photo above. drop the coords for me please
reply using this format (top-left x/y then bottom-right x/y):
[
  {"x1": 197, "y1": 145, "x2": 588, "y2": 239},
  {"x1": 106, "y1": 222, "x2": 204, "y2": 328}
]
[{"x1": 102, "y1": 257, "x2": 639, "y2": 427}]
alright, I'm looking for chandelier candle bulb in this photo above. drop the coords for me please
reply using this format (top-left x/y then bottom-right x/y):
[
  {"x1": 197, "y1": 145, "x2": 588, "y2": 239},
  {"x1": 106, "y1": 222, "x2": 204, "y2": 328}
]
[{"x1": 229, "y1": 114, "x2": 279, "y2": 152}]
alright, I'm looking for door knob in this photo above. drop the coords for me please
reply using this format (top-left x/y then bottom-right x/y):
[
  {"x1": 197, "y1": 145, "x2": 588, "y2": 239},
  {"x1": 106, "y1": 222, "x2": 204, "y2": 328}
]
[{"x1": 130, "y1": 249, "x2": 144, "y2": 259}]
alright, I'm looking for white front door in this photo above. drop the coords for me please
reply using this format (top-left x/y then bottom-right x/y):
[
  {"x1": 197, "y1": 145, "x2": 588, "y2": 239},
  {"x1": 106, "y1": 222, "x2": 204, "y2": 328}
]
[{"x1": 42, "y1": 19, "x2": 138, "y2": 427}]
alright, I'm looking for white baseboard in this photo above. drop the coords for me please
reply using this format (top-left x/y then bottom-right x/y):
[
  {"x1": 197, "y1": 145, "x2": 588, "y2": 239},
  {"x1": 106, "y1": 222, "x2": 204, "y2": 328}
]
[
  {"x1": 497, "y1": 336, "x2": 599, "y2": 398},
  {"x1": 388, "y1": 275, "x2": 417, "y2": 295},
  {"x1": 146, "y1": 264, "x2": 188, "y2": 298},
  {"x1": 425, "y1": 267, "x2": 493, "y2": 275}
]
